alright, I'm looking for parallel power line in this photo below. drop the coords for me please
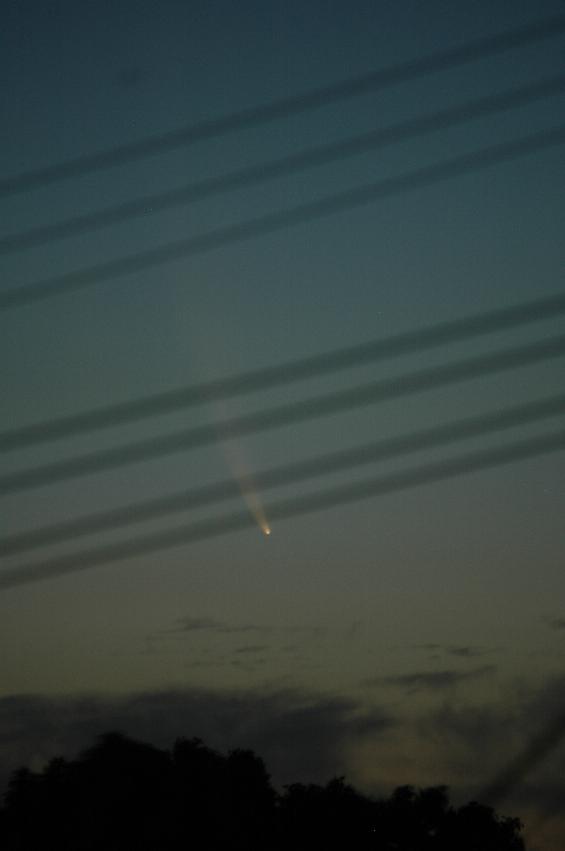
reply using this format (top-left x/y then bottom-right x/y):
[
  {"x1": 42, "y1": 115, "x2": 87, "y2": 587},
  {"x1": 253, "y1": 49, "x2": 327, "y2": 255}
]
[
  {"x1": 1, "y1": 15, "x2": 564, "y2": 198},
  {"x1": 2, "y1": 125, "x2": 564, "y2": 312},
  {"x1": 2, "y1": 290, "x2": 564, "y2": 452},
  {"x1": 2, "y1": 334, "x2": 565, "y2": 496},
  {"x1": 1, "y1": 428, "x2": 563, "y2": 591},
  {"x1": 2, "y1": 394, "x2": 564, "y2": 557},
  {"x1": 480, "y1": 707, "x2": 565, "y2": 809},
  {"x1": 2, "y1": 74, "x2": 564, "y2": 255},
  {"x1": 478, "y1": 704, "x2": 565, "y2": 851}
]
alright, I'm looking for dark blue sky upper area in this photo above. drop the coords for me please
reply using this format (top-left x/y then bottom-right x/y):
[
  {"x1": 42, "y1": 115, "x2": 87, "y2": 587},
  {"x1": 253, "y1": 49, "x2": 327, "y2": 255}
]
[{"x1": 2, "y1": 1, "x2": 564, "y2": 423}]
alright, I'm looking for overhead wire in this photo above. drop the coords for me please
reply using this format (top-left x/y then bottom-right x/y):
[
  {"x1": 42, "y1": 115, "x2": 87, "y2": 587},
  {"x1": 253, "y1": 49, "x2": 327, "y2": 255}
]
[
  {"x1": 2, "y1": 74, "x2": 564, "y2": 256},
  {"x1": 2, "y1": 333, "x2": 565, "y2": 496},
  {"x1": 1, "y1": 428, "x2": 563, "y2": 591},
  {"x1": 480, "y1": 707, "x2": 565, "y2": 809},
  {"x1": 478, "y1": 703, "x2": 565, "y2": 850},
  {"x1": 1, "y1": 15, "x2": 564, "y2": 198},
  {"x1": 1, "y1": 290, "x2": 564, "y2": 453},
  {"x1": 2, "y1": 393, "x2": 565, "y2": 557},
  {"x1": 2, "y1": 124, "x2": 565, "y2": 312},
  {"x1": 0, "y1": 17, "x2": 565, "y2": 596}
]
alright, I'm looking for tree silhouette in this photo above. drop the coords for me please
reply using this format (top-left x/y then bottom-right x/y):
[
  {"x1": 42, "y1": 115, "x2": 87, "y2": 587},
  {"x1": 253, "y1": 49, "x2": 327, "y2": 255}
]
[{"x1": 0, "y1": 731, "x2": 526, "y2": 850}]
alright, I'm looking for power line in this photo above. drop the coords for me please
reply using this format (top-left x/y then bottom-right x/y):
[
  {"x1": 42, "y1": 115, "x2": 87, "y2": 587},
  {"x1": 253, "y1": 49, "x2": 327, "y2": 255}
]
[
  {"x1": 2, "y1": 74, "x2": 565, "y2": 255},
  {"x1": 2, "y1": 124, "x2": 565, "y2": 313},
  {"x1": 1, "y1": 428, "x2": 563, "y2": 591},
  {"x1": 3, "y1": 393, "x2": 564, "y2": 557},
  {"x1": 2, "y1": 291, "x2": 564, "y2": 453},
  {"x1": 3, "y1": 292, "x2": 565, "y2": 453},
  {"x1": 2, "y1": 15, "x2": 564, "y2": 198},
  {"x1": 2, "y1": 334, "x2": 565, "y2": 496},
  {"x1": 480, "y1": 708, "x2": 565, "y2": 809}
]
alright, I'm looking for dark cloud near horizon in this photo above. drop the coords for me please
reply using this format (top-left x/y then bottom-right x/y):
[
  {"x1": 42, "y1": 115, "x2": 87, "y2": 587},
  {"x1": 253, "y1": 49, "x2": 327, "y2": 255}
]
[
  {"x1": 364, "y1": 665, "x2": 496, "y2": 692},
  {"x1": 448, "y1": 646, "x2": 489, "y2": 659},
  {"x1": 420, "y1": 673, "x2": 565, "y2": 825},
  {"x1": 165, "y1": 616, "x2": 329, "y2": 640},
  {"x1": 172, "y1": 617, "x2": 271, "y2": 635},
  {"x1": 410, "y1": 643, "x2": 493, "y2": 659},
  {"x1": 478, "y1": 677, "x2": 565, "y2": 850},
  {"x1": 235, "y1": 645, "x2": 269, "y2": 654},
  {"x1": 144, "y1": 617, "x2": 333, "y2": 670},
  {"x1": 0, "y1": 686, "x2": 391, "y2": 798},
  {"x1": 544, "y1": 616, "x2": 565, "y2": 631},
  {"x1": 2, "y1": 675, "x2": 565, "y2": 843}
]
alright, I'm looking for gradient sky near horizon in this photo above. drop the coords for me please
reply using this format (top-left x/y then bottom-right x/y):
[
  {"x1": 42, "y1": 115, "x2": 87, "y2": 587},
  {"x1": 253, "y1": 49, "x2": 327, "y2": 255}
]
[{"x1": 1, "y1": 2, "x2": 565, "y2": 848}]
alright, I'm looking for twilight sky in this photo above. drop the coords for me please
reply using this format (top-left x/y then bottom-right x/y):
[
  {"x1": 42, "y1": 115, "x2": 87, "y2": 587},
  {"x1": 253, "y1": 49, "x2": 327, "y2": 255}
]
[{"x1": 1, "y1": 2, "x2": 565, "y2": 848}]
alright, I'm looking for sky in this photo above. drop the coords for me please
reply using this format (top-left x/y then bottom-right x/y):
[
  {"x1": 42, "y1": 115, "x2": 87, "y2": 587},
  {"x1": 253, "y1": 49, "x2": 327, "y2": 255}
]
[{"x1": 1, "y1": 1, "x2": 565, "y2": 847}]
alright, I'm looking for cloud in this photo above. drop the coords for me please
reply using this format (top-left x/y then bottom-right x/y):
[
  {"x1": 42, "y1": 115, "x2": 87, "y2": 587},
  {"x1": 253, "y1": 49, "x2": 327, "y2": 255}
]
[
  {"x1": 3, "y1": 675, "x2": 565, "y2": 848},
  {"x1": 235, "y1": 645, "x2": 269, "y2": 654},
  {"x1": 447, "y1": 646, "x2": 488, "y2": 659},
  {"x1": 165, "y1": 616, "x2": 327, "y2": 640},
  {"x1": 173, "y1": 617, "x2": 223, "y2": 632},
  {"x1": 365, "y1": 665, "x2": 496, "y2": 692},
  {"x1": 410, "y1": 643, "x2": 492, "y2": 659},
  {"x1": 418, "y1": 673, "x2": 565, "y2": 825},
  {"x1": 172, "y1": 617, "x2": 270, "y2": 635},
  {"x1": 0, "y1": 686, "x2": 392, "y2": 797},
  {"x1": 544, "y1": 616, "x2": 565, "y2": 631}
]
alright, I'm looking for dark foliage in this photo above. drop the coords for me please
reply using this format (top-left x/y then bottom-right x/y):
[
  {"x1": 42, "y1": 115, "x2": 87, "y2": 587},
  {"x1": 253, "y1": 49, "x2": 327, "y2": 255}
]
[{"x1": 0, "y1": 731, "x2": 526, "y2": 850}]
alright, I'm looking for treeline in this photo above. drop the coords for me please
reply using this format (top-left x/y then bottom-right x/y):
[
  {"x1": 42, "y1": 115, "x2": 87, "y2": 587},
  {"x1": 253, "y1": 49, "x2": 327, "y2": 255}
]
[{"x1": 0, "y1": 731, "x2": 525, "y2": 850}]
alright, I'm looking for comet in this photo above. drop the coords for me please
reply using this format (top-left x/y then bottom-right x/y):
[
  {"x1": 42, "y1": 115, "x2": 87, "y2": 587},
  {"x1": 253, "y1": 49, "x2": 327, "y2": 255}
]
[
  {"x1": 188, "y1": 357, "x2": 272, "y2": 538},
  {"x1": 215, "y1": 426, "x2": 272, "y2": 538}
]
